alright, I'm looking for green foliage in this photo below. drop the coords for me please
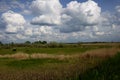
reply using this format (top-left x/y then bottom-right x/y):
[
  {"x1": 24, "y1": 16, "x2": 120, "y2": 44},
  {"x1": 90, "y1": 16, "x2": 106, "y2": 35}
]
[
  {"x1": 25, "y1": 41, "x2": 31, "y2": 44},
  {"x1": 42, "y1": 41, "x2": 47, "y2": 44},
  {"x1": 33, "y1": 40, "x2": 47, "y2": 44}
]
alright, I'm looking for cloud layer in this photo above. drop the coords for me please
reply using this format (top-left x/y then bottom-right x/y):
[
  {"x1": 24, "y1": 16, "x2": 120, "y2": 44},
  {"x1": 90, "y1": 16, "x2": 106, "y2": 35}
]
[{"x1": 0, "y1": 0, "x2": 120, "y2": 43}]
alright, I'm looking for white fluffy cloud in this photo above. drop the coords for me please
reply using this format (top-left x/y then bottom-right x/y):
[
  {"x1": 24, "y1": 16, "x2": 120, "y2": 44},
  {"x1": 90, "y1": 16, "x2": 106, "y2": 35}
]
[
  {"x1": 60, "y1": 0, "x2": 101, "y2": 33},
  {"x1": 31, "y1": 0, "x2": 62, "y2": 26},
  {"x1": 1, "y1": 11, "x2": 26, "y2": 33},
  {"x1": 66, "y1": 0, "x2": 101, "y2": 24}
]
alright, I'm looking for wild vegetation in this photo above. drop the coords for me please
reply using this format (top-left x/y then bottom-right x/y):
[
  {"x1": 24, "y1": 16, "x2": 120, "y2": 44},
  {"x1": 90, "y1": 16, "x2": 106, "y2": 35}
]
[{"x1": 0, "y1": 41, "x2": 120, "y2": 80}]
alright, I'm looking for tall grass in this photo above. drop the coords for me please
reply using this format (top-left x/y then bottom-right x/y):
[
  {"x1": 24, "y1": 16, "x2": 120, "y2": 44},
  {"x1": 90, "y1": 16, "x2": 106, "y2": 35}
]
[{"x1": 80, "y1": 52, "x2": 120, "y2": 80}]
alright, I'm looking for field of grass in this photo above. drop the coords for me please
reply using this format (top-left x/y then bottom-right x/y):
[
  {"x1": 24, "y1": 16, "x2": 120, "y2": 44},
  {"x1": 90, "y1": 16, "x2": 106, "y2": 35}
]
[
  {"x1": 0, "y1": 43, "x2": 120, "y2": 80},
  {"x1": 0, "y1": 47, "x2": 92, "y2": 55}
]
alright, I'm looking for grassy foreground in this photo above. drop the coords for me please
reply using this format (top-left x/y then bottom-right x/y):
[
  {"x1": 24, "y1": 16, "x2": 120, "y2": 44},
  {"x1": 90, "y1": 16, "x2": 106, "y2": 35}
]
[{"x1": 0, "y1": 43, "x2": 120, "y2": 80}]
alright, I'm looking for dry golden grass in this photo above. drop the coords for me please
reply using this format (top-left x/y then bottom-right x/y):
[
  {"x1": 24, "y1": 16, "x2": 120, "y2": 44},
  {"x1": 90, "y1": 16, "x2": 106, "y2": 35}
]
[
  {"x1": 30, "y1": 53, "x2": 72, "y2": 60},
  {"x1": 81, "y1": 48, "x2": 120, "y2": 59},
  {"x1": 11, "y1": 52, "x2": 30, "y2": 59},
  {"x1": 30, "y1": 53, "x2": 54, "y2": 59},
  {"x1": 0, "y1": 52, "x2": 29, "y2": 60},
  {"x1": 0, "y1": 52, "x2": 72, "y2": 60}
]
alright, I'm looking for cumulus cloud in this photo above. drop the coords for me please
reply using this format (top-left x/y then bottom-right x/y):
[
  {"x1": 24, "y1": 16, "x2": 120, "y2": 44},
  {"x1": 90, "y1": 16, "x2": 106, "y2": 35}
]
[
  {"x1": 30, "y1": 0, "x2": 62, "y2": 26},
  {"x1": 1, "y1": 11, "x2": 26, "y2": 33},
  {"x1": 60, "y1": 0, "x2": 101, "y2": 33}
]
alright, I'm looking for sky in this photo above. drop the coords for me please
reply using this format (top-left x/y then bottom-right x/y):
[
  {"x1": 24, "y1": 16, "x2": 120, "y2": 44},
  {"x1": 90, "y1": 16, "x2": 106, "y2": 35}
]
[{"x1": 0, "y1": 0, "x2": 120, "y2": 43}]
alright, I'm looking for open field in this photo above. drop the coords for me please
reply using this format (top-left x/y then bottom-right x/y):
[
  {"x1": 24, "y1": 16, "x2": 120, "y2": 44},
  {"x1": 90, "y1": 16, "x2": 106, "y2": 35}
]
[{"x1": 0, "y1": 43, "x2": 120, "y2": 80}]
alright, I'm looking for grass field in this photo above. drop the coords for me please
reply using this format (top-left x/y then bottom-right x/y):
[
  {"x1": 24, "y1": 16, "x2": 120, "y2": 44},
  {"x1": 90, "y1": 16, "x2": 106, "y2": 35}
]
[{"x1": 0, "y1": 43, "x2": 120, "y2": 80}]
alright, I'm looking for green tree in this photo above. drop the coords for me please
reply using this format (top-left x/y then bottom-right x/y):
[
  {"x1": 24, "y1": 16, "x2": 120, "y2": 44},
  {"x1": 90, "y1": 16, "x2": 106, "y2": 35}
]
[
  {"x1": 25, "y1": 41, "x2": 31, "y2": 44},
  {"x1": 42, "y1": 41, "x2": 47, "y2": 44}
]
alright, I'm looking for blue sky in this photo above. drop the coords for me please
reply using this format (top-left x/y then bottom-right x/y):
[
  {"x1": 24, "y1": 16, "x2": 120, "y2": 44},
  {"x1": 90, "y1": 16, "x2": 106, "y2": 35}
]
[
  {"x1": 0, "y1": 0, "x2": 120, "y2": 11},
  {"x1": 0, "y1": 0, "x2": 120, "y2": 43}
]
